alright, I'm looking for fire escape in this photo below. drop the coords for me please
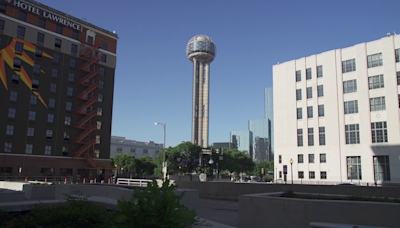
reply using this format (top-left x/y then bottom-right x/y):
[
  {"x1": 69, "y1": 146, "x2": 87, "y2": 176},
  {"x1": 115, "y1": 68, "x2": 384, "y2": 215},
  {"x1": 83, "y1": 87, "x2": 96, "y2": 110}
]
[{"x1": 73, "y1": 39, "x2": 101, "y2": 168}]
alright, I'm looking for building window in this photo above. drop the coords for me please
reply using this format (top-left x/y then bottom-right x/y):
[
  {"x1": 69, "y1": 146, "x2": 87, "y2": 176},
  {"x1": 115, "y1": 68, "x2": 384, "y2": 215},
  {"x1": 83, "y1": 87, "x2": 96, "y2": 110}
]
[
  {"x1": 4, "y1": 142, "x2": 12, "y2": 152},
  {"x1": 33, "y1": 64, "x2": 41, "y2": 74},
  {"x1": 12, "y1": 74, "x2": 19, "y2": 84},
  {"x1": 68, "y1": 73, "x2": 74, "y2": 82},
  {"x1": 396, "y1": 49, "x2": 400, "y2": 62},
  {"x1": 50, "y1": 83, "x2": 57, "y2": 93},
  {"x1": 368, "y1": 75, "x2": 384, "y2": 90},
  {"x1": 97, "y1": 121, "x2": 102, "y2": 130},
  {"x1": 317, "y1": 65, "x2": 323, "y2": 78},
  {"x1": 308, "y1": 128, "x2": 314, "y2": 146},
  {"x1": 0, "y1": 20, "x2": 4, "y2": 30},
  {"x1": 63, "y1": 132, "x2": 69, "y2": 140},
  {"x1": 25, "y1": 144, "x2": 33, "y2": 154},
  {"x1": 298, "y1": 171, "x2": 304, "y2": 179},
  {"x1": 317, "y1": 85, "x2": 323, "y2": 97},
  {"x1": 10, "y1": 91, "x2": 18, "y2": 101},
  {"x1": 17, "y1": 26, "x2": 25, "y2": 37},
  {"x1": 35, "y1": 32, "x2": 44, "y2": 44},
  {"x1": 319, "y1": 127, "x2": 325, "y2": 146},
  {"x1": 143, "y1": 149, "x2": 148, "y2": 154},
  {"x1": 342, "y1": 58, "x2": 356, "y2": 73},
  {"x1": 370, "y1": 97, "x2": 386, "y2": 111},
  {"x1": 87, "y1": 36, "x2": 94, "y2": 45},
  {"x1": 55, "y1": 39, "x2": 61, "y2": 48},
  {"x1": 65, "y1": 116, "x2": 71, "y2": 125},
  {"x1": 307, "y1": 106, "x2": 313, "y2": 118},
  {"x1": 8, "y1": 108, "x2": 16, "y2": 118},
  {"x1": 309, "y1": 171, "x2": 315, "y2": 179},
  {"x1": 62, "y1": 147, "x2": 69, "y2": 156},
  {"x1": 47, "y1": 114, "x2": 54, "y2": 123},
  {"x1": 70, "y1": 59, "x2": 76, "y2": 68},
  {"x1": 0, "y1": 4, "x2": 5, "y2": 13},
  {"x1": 67, "y1": 87, "x2": 73, "y2": 97},
  {"x1": 279, "y1": 171, "x2": 282, "y2": 178},
  {"x1": 32, "y1": 79, "x2": 39, "y2": 89},
  {"x1": 53, "y1": 53, "x2": 60, "y2": 63},
  {"x1": 72, "y1": 31, "x2": 79, "y2": 40},
  {"x1": 320, "y1": 172, "x2": 327, "y2": 179},
  {"x1": 308, "y1": 154, "x2": 315, "y2": 163},
  {"x1": 116, "y1": 147, "x2": 122, "y2": 152},
  {"x1": 98, "y1": 94, "x2": 103, "y2": 102},
  {"x1": 367, "y1": 53, "x2": 383, "y2": 68},
  {"x1": 320, "y1": 153, "x2": 326, "y2": 163},
  {"x1": 343, "y1": 79, "x2": 357, "y2": 94},
  {"x1": 99, "y1": 81, "x2": 104, "y2": 89},
  {"x1": 49, "y1": 98, "x2": 55, "y2": 108},
  {"x1": 347, "y1": 156, "x2": 361, "y2": 180},
  {"x1": 96, "y1": 135, "x2": 101, "y2": 144},
  {"x1": 371, "y1": 122, "x2": 388, "y2": 143},
  {"x1": 297, "y1": 108, "x2": 302, "y2": 120},
  {"x1": 279, "y1": 155, "x2": 282, "y2": 164},
  {"x1": 18, "y1": 11, "x2": 27, "y2": 21},
  {"x1": 297, "y1": 129, "x2": 303, "y2": 147},
  {"x1": 102, "y1": 41, "x2": 108, "y2": 50},
  {"x1": 101, "y1": 54, "x2": 107, "y2": 63},
  {"x1": 6, "y1": 125, "x2": 14, "y2": 135},
  {"x1": 306, "y1": 68, "x2": 311, "y2": 80},
  {"x1": 373, "y1": 156, "x2": 390, "y2": 181},
  {"x1": 28, "y1": 111, "x2": 36, "y2": 121},
  {"x1": 345, "y1": 124, "x2": 360, "y2": 144},
  {"x1": 27, "y1": 127, "x2": 34, "y2": 137},
  {"x1": 15, "y1": 42, "x2": 23, "y2": 52},
  {"x1": 97, "y1": 107, "x2": 103, "y2": 116},
  {"x1": 51, "y1": 68, "x2": 58, "y2": 78},
  {"x1": 296, "y1": 70, "x2": 301, "y2": 82},
  {"x1": 66, "y1": 102, "x2": 72, "y2": 111},
  {"x1": 344, "y1": 100, "x2": 358, "y2": 114},
  {"x1": 130, "y1": 148, "x2": 136, "y2": 153},
  {"x1": 45, "y1": 146, "x2": 52, "y2": 155},
  {"x1": 71, "y1": 44, "x2": 77, "y2": 54},
  {"x1": 296, "y1": 89, "x2": 301, "y2": 101},
  {"x1": 56, "y1": 25, "x2": 63, "y2": 34},
  {"x1": 100, "y1": 67, "x2": 105, "y2": 76},
  {"x1": 37, "y1": 18, "x2": 46, "y2": 27},
  {"x1": 30, "y1": 95, "x2": 38, "y2": 105},
  {"x1": 14, "y1": 58, "x2": 21, "y2": 69},
  {"x1": 46, "y1": 130, "x2": 53, "y2": 139},
  {"x1": 35, "y1": 48, "x2": 42, "y2": 57},
  {"x1": 306, "y1": 87, "x2": 312, "y2": 99},
  {"x1": 318, "y1": 105, "x2": 324, "y2": 117}
]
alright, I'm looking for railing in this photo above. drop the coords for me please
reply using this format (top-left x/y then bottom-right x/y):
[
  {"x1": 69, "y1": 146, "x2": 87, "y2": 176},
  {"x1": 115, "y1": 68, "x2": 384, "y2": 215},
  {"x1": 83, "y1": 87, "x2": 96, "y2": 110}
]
[{"x1": 116, "y1": 178, "x2": 152, "y2": 187}]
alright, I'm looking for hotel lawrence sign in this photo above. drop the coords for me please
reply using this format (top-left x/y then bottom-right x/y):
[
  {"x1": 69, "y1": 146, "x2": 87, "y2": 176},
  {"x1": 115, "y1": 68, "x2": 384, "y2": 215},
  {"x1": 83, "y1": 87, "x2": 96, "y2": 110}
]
[{"x1": 6, "y1": 0, "x2": 82, "y2": 31}]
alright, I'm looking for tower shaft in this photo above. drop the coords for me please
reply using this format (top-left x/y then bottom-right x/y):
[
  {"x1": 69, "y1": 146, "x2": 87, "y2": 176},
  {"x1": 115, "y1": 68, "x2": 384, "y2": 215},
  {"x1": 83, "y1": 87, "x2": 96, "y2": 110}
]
[{"x1": 192, "y1": 59, "x2": 210, "y2": 147}]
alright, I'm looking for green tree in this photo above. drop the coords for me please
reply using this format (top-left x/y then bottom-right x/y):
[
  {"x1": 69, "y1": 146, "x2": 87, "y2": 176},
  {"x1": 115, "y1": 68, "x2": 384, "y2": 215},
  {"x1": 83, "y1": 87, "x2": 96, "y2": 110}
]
[
  {"x1": 113, "y1": 154, "x2": 136, "y2": 173},
  {"x1": 253, "y1": 161, "x2": 274, "y2": 177},
  {"x1": 218, "y1": 148, "x2": 254, "y2": 174},
  {"x1": 135, "y1": 156, "x2": 156, "y2": 177}
]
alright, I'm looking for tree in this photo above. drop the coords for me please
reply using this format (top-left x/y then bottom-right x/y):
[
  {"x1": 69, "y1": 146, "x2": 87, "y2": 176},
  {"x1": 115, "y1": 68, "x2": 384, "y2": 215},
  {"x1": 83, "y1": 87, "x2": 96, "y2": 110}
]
[
  {"x1": 217, "y1": 148, "x2": 254, "y2": 175},
  {"x1": 113, "y1": 154, "x2": 136, "y2": 173},
  {"x1": 135, "y1": 156, "x2": 156, "y2": 177},
  {"x1": 253, "y1": 161, "x2": 274, "y2": 177}
]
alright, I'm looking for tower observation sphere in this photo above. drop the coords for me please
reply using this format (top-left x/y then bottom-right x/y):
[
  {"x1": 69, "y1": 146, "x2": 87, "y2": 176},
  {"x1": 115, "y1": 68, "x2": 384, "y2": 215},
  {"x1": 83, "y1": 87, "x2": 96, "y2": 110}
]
[{"x1": 187, "y1": 35, "x2": 216, "y2": 148}]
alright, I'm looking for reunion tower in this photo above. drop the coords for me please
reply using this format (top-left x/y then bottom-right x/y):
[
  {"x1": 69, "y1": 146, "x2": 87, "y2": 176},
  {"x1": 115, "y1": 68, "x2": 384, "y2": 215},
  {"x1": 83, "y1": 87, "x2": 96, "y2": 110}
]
[{"x1": 186, "y1": 35, "x2": 216, "y2": 148}]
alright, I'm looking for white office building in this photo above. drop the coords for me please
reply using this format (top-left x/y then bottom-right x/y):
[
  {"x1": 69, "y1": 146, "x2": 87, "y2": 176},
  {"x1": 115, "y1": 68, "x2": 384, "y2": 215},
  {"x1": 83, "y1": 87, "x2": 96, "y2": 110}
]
[
  {"x1": 273, "y1": 34, "x2": 400, "y2": 185},
  {"x1": 110, "y1": 136, "x2": 163, "y2": 159}
]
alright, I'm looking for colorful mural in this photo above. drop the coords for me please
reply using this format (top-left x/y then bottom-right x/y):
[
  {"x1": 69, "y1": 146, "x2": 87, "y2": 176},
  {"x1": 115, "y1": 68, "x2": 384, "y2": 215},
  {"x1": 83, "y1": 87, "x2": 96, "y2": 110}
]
[{"x1": 0, "y1": 38, "x2": 53, "y2": 108}]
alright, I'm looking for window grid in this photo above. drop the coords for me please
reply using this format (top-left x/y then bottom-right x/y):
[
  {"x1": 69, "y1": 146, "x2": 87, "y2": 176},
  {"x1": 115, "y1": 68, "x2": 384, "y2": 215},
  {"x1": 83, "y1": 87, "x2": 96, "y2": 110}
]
[
  {"x1": 320, "y1": 153, "x2": 326, "y2": 163},
  {"x1": 371, "y1": 122, "x2": 388, "y2": 143},
  {"x1": 28, "y1": 111, "x2": 36, "y2": 121},
  {"x1": 370, "y1": 97, "x2": 386, "y2": 111},
  {"x1": 6, "y1": 125, "x2": 14, "y2": 135},
  {"x1": 279, "y1": 155, "x2": 282, "y2": 164},
  {"x1": 56, "y1": 25, "x2": 63, "y2": 34},
  {"x1": 71, "y1": 44, "x2": 77, "y2": 53},
  {"x1": 306, "y1": 87, "x2": 312, "y2": 99},
  {"x1": 298, "y1": 154, "x2": 303, "y2": 163},
  {"x1": 47, "y1": 114, "x2": 54, "y2": 123},
  {"x1": 296, "y1": 70, "x2": 301, "y2": 82},
  {"x1": 347, "y1": 156, "x2": 362, "y2": 180},
  {"x1": 17, "y1": 26, "x2": 25, "y2": 37},
  {"x1": 55, "y1": 38, "x2": 61, "y2": 48},
  {"x1": 37, "y1": 33, "x2": 44, "y2": 43},
  {"x1": 25, "y1": 144, "x2": 33, "y2": 154},
  {"x1": 306, "y1": 68, "x2": 311, "y2": 80},
  {"x1": 45, "y1": 146, "x2": 52, "y2": 155},
  {"x1": 65, "y1": 117, "x2": 71, "y2": 125},
  {"x1": 53, "y1": 53, "x2": 60, "y2": 63},
  {"x1": 4, "y1": 142, "x2": 12, "y2": 152},
  {"x1": 298, "y1": 171, "x2": 304, "y2": 179},
  {"x1": 72, "y1": 31, "x2": 78, "y2": 40},
  {"x1": 33, "y1": 64, "x2": 40, "y2": 74},
  {"x1": 15, "y1": 42, "x2": 23, "y2": 52},
  {"x1": 373, "y1": 156, "x2": 390, "y2": 181},
  {"x1": 10, "y1": 91, "x2": 18, "y2": 101},
  {"x1": 309, "y1": 171, "x2": 315, "y2": 179},
  {"x1": 18, "y1": 11, "x2": 26, "y2": 21},
  {"x1": 344, "y1": 100, "x2": 358, "y2": 114},
  {"x1": 49, "y1": 98, "x2": 55, "y2": 108},
  {"x1": 27, "y1": 127, "x2": 34, "y2": 137},
  {"x1": 100, "y1": 67, "x2": 105, "y2": 76},
  {"x1": 38, "y1": 18, "x2": 46, "y2": 28},
  {"x1": 99, "y1": 81, "x2": 104, "y2": 89},
  {"x1": 317, "y1": 65, "x2": 323, "y2": 78},
  {"x1": 66, "y1": 102, "x2": 72, "y2": 111},
  {"x1": 8, "y1": 108, "x2": 16, "y2": 118},
  {"x1": 46, "y1": 130, "x2": 53, "y2": 139},
  {"x1": 296, "y1": 89, "x2": 302, "y2": 101},
  {"x1": 30, "y1": 95, "x2": 37, "y2": 105},
  {"x1": 67, "y1": 87, "x2": 73, "y2": 97},
  {"x1": 68, "y1": 73, "x2": 74, "y2": 82},
  {"x1": 318, "y1": 104, "x2": 324, "y2": 117},
  {"x1": 309, "y1": 154, "x2": 314, "y2": 163},
  {"x1": 368, "y1": 75, "x2": 384, "y2": 90},
  {"x1": 321, "y1": 172, "x2": 327, "y2": 179},
  {"x1": 317, "y1": 85, "x2": 323, "y2": 97},
  {"x1": 50, "y1": 83, "x2": 57, "y2": 93},
  {"x1": 307, "y1": 106, "x2": 313, "y2": 118},
  {"x1": 101, "y1": 54, "x2": 107, "y2": 63},
  {"x1": 51, "y1": 68, "x2": 58, "y2": 78},
  {"x1": 345, "y1": 124, "x2": 360, "y2": 144},
  {"x1": 98, "y1": 94, "x2": 103, "y2": 102},
  {"x1": 297, "y1": 129, "x2": 303, "y2": 147},
  {"x1": 319, "y1": 127, "x2": 326, "y2": 145},
  {"x1": 12, "y1": 74, "x2": 19, "y2": 84},
  {"x1": 297, "y1": 108, "x2": 302, "y2": 120},
  {"x1": 367, "y1": 53, "x2": 383, "y2": 68},
  {"x1": 308, "y1": 128, "x2": 314, "y2": 146},
  {"x1": 70, "y1": 59, "x2": 76, "y2": 68},
  {"x1": 343, "y1": 79, "x2": 357, "y2": 94},
  {"x1": 396, "y1": 49, "x2": 400, "y2": 63},
  {"x1": 342, "y1": 59, "x2": 356, "y2": 73}
]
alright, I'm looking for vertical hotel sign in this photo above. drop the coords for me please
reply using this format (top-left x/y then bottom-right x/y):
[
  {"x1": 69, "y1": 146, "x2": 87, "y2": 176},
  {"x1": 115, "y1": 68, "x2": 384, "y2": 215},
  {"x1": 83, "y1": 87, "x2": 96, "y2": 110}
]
[{"x1": 4, "y1": 0, "x2": 82, "y2": 31}]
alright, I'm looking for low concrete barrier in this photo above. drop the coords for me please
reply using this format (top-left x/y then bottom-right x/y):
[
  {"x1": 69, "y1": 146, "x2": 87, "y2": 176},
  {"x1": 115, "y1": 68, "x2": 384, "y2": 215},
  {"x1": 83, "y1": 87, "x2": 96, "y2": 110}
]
[
  {"x1": 0, "y1": 181, "x2": 28, "y2": 191},
  {"x1": 239, "y1": 192, "x2": 400, "y2": 228},
  {"x1": 175, "y1": 181, "x2": 400, "y2": 199}
]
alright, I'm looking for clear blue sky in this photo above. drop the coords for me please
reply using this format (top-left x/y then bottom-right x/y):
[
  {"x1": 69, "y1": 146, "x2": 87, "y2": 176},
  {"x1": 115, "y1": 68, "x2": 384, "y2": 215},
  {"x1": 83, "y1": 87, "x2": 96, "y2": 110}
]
[{"x1": 39, "y1": 0, "x2": 400, "y2": 147}]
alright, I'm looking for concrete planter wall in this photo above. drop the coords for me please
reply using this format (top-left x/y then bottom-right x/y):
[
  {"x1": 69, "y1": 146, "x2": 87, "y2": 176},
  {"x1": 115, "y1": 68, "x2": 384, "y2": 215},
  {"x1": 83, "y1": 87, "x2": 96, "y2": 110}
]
[{"x1": 239, "y1": 192, "x2": 400, "y2": 228}]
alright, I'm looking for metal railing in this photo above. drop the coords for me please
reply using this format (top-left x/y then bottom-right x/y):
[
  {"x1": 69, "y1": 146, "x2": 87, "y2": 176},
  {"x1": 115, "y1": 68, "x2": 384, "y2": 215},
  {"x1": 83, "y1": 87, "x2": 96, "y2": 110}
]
[{"x1": 116, "y1": 178, "x2": 152, "y2": 187}]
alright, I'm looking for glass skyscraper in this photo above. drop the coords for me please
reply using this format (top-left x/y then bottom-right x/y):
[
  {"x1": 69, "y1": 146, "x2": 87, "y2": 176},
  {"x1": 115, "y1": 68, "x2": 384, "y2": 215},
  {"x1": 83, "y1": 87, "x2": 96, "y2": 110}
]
[
  {"x1": 249, "y1": 119, "x2": 271, "y2": 162},
  {"x1": 265, "y1": 87, "x2": 274, "y2": 160},
  {"x1": 230, "y1": 131, "x2": 253, "y2": 158}
]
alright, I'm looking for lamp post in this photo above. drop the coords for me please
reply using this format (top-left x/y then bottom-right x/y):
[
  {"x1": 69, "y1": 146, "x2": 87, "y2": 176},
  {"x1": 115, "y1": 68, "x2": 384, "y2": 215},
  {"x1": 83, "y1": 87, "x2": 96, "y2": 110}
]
[
  {"x1": 290, "y1": 159, "x2": 293, "y2": 184},
  {"x1": 155, "y1": 122, "x2": 167, "y2": 180}
]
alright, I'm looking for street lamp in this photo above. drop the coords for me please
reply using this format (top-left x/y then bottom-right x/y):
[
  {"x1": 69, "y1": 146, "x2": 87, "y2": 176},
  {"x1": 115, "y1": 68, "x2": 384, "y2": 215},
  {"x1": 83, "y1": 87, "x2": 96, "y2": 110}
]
[
  {"x1": 155, "y1": 122, "x2": 167, "y2": 180},
  {"x1": 290, "y1": 159, "x2": 293, "y2": 184}
]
